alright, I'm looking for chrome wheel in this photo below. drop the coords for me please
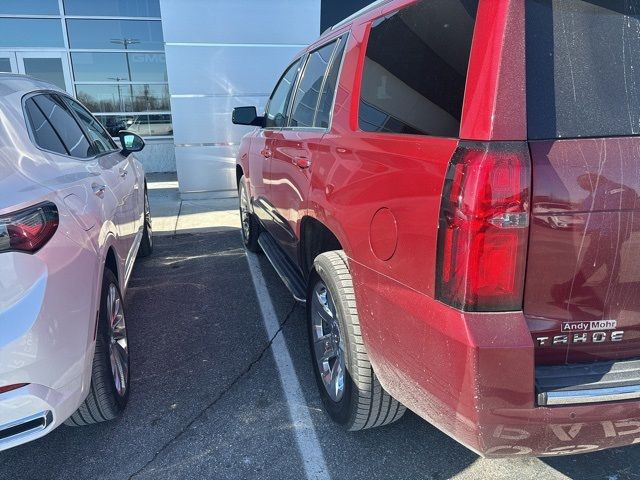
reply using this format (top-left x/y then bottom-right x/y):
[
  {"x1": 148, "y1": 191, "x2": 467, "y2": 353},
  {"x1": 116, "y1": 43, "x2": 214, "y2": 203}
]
[
  {"x1": 239, "y1": 182, "x2": 251, "y2": 241},
  {"x1": 107, "y1": 283, "x2": 129, "y2": 397},
  {"x1": 311, "y1": 282, "x2": 345, "y2": 402}
]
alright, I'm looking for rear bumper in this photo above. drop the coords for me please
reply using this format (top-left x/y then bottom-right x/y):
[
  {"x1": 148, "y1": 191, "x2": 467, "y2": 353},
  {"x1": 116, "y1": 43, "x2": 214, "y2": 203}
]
[
  {"x1": 352, "y1": 261, "x2": 640, "y2": 457},
  {"x1": 0, "y1": 224, "x2": 100, "y2": 450},
  {"x1": 0, "y1": 381, "x2": 84, "y2": 452}
]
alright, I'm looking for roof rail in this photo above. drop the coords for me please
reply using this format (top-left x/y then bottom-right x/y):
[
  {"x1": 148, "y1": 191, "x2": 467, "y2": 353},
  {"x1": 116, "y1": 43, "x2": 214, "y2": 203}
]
[{"x1": 322, "y1": 0, "x2": 394, "y2": 35}]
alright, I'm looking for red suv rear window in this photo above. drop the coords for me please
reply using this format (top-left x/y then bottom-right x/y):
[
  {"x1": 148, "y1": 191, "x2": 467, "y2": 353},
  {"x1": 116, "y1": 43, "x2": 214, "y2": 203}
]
[{"x1": 527, "y1": 0, "x2": 640, "y2": 140}]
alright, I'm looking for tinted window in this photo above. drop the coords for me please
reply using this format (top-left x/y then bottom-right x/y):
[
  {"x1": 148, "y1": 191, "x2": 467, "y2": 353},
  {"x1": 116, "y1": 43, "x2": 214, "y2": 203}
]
[
  {"x1": 66, "y1": 19, "x2": 164, "y2": 50},
  {"x1": 315, "y1": 38, "x2": 347, "y2": 129},
  {"x1": 359, "y1": 0, "x2": 478, "y2": 137},
  {"x1": 290, "y1": 41, "x2": 337, "y2": 128},
  {"x1": 527, "y1": 0, "x2": 640, "y2": 139},
  {"x1": 0, "y1": 19, "x2": 64, "y2": 48},
  {"x1": 265, "y1": 59, "x2": 302, "y2": 128},
  {"x1": 25, "y1": 98, "x2": 67, "y2": 155},
  {"x1": 65, "y1": 98, "x2": 118, "y2": 154},
  {"x1": 63, "y1": 0, "x2": 160, "y2": 17},
  {"x1": 33, "y1": 95, "x2": 93, "y2": 158}
]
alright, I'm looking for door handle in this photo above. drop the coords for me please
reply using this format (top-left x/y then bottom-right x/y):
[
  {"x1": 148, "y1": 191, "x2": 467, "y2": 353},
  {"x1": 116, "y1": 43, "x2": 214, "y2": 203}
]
[
  {"x1": 119, "y1": 168, "x2": 128, "y2": 178},
  {"x1": 292, "y1": 157, "x2": 311, "y2": 169},
  {"x1": 260, "y1": 148, "x2": 272, "y2": 159},
  {"x1": 92, "y1": 183, "x2": 106, "y2": 198}
]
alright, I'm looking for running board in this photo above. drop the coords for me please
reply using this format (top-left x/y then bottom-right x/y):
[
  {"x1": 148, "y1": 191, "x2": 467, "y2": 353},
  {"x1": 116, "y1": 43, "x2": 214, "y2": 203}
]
[{"x1": 258, "y1": 232, "x2": 307, "y2": 302}]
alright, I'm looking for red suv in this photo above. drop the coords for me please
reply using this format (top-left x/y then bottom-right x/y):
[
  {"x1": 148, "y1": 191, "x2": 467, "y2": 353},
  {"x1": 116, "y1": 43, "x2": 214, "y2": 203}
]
[{"x1": 233, "y1": 0, "x2": 640, "y2": 457}]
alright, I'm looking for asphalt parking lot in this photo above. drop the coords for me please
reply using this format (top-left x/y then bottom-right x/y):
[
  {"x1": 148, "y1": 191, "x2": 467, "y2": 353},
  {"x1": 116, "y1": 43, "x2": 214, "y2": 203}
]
[{"x1": 1, "y1": 226, "x2": 640, "y2": 479}]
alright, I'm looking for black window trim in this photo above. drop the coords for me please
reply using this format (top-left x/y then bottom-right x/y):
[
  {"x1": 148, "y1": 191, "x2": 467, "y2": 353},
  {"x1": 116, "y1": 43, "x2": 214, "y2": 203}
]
[
  {"x1": 22, "y1": 90, "x2": 120, "y2": 161},
  {"x1": 283, "y1": 33, "x2": 348, "y2": 133}
]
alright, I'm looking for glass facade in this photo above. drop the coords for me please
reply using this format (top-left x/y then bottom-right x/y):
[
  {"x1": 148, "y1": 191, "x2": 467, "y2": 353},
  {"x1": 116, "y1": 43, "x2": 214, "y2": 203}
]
[
  {"x1": 0, "y1": 19, "x2": 65, "y2": 48},
  {"x1": 0, "y1": 0, "x2": 171, "y2": 137},
  {"x1": 63, "y1": 0, "x2": 161, "y2": 17}
]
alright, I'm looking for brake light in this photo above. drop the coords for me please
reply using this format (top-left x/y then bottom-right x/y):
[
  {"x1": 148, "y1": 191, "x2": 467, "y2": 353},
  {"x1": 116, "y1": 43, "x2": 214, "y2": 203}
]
[
  {"x1": 436, "y1": 142, "x2": 531, "y2": 312},
  {"x1": 0, "y1": 383, "x2": 28, "y2": 395},
  {"x1": 0, "y1": 202, "x2": 59, "y2": 254}
]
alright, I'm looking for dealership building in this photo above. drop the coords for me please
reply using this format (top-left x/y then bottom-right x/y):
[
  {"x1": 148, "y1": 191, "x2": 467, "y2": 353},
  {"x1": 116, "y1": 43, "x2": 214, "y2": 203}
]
[{"x1": 0, "y1": 0, "x2": 370, "y2": 198}]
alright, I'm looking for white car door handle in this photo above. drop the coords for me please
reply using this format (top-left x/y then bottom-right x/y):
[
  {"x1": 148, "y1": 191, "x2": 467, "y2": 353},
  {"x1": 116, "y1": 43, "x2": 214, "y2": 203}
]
[
  {"x1": 92, "y1": 183, "x2": 106, "y2": 197},
  {"x1": 119, "y1": 168, "x2": 128, "y2": 178}
]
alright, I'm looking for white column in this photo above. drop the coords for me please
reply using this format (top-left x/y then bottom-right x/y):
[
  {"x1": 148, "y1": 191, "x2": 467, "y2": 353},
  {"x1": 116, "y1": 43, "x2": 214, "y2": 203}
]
[{"x1": 159, "y1": 0, "x2": 321, "y2": 198}]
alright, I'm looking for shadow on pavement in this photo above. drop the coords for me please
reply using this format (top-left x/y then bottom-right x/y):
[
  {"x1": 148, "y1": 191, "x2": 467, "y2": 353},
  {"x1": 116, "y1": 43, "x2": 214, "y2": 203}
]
[{"x1": 0, "y1": 231, "x2": 637, "y2": 479}]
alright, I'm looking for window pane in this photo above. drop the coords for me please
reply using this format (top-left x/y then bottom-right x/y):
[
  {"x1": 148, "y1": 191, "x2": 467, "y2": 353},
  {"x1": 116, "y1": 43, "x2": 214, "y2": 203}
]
[
  {"x1": 71, "y1": 52, "x2": 166, "y2": 82},
  {"x1": 315, "y1": 38, "x2": 347, "y2": 129},
  {"x1": 527, "y1": 0, "x2": 640, "y2": 139},
  {"x1": 63, "y1": 0, "x2": 160, "y2": 17},
  {"x1": 76, "y1": 84, "x2": 170, "y2": 112},
  {"x1": 33, "y1": 95, "x2": 92, "y2": 158},
  {"x1": 0, "y1": 0, "x2": 59, "y2": 15},
  {"x1": 72, "y1": 53, "x2": 129, "y2": 82},
  {"x1": 66, "y1": 19, "x2": 164, "y2": 50},
  {"x1": 290, "y1": 41, "x2": 337, "y2": 128},
  {"x1": 65, "y1": 97, "x2": 118, "y2": 154},
  {"x1": 23, "y1": 58, "x2": 66, "y2": 90},
  {"x1": 71, "y1": 52, "x2": 167, "y2": 82},
  {"x1": 0, "y1": 19, "x2": 64, "y2": 48},
  {"x1": 97, "y1": 114, "x2": 172, "y2": 137},
  {"x1": 24, "y1": 98, "x2": 67, "y2": 155},
  {"x1": 265, "y1": 59, "x2": 302, "y2": 128},
  {"x1": 359, "y1": 0, "x2": 478, "y2": 137},
  {"x1": 0, "y1": 59, "x2": 12, "y2": 73},
  {"x1": 128, "y1": 52, "x2": 167, "y2": 81}
]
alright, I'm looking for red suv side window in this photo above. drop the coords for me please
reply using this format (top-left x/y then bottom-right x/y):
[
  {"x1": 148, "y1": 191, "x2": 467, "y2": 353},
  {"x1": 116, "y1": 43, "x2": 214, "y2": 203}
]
[{"x1": 359, "y1": 0, "x2": 478, "y2": 138}]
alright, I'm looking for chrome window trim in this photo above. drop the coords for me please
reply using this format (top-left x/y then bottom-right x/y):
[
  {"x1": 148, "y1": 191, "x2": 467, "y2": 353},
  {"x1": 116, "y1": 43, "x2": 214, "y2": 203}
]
[
  {"x1": 285, "y1": 37, "x2": 339, "y2": 130},
  {"x1": 324, "y1": 33, "x2": 349, "y2": 133},
  {"x1": 262, "y1": 56, "x2": 305, "y2": 131},
  {"x1": 311, "y1": 37, "x2": 341, "y2": 127},
  {"x1": 274, "y1": 32, "x2": 349, "y2": 134}
]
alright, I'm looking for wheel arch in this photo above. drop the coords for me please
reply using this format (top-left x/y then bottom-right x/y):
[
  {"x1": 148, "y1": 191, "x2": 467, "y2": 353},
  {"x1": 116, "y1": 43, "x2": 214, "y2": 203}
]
[
  {"x1": 300, "y1": 216, "x2": 344, "y2": 278},
  {"x1": 236, "y1": 164, "x2": 244, "y2": 188},
  {"x1": 104, "y1": 247, "x2": 119, "y2": 284}
]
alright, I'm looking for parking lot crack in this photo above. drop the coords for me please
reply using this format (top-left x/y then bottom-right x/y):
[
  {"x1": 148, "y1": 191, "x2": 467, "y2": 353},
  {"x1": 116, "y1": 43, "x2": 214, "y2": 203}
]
[
  {"x1": 128, "y1": 301, "x2": 299, "y2": 479},
  {"x1": 172, "y1": 200, "x2": 183, "y2": 236}
]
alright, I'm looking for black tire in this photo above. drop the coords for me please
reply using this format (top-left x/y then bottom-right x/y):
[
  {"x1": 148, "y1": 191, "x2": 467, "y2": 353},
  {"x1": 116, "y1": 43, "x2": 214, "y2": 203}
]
[
  {"x1": 66, "y1": 268, "x2": 130, "y2": 426},
  {"x1": 308, "y1": 251, "x2": 405, "y2": 430},
  {"x1": 239, "y1": 175, "x2": 261, "y2": 253},
  {"x1": 137, "y1": 186, "x2": 153, "y2": 258}
]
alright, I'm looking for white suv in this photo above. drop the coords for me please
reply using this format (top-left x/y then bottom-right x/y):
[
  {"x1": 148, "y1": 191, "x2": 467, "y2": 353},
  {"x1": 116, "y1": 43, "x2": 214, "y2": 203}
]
[{"x1": 0, "y1": 74, "x2": 152, "y2": 451}]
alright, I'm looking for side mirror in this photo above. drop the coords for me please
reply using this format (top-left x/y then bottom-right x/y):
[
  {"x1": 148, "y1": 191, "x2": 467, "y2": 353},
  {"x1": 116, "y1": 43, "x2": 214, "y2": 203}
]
[
  {"x1": 232, "y1": 106, "x2": 264, "y2": 127},
  {"x1": 118, "y1": 131, "x2": 145, "y2": 154}
]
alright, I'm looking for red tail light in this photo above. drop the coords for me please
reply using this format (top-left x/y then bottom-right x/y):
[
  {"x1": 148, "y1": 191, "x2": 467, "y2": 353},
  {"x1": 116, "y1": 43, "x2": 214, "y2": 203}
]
[
  {"x1": 0, "y1": 202, "x2": 59, "y2": 254},
  {"x1": 0, "y1": 384, "x2": 28, "y2": 395},
  {"x1": 436, "y1": 142, "x2": 531, "y2": 312}
]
